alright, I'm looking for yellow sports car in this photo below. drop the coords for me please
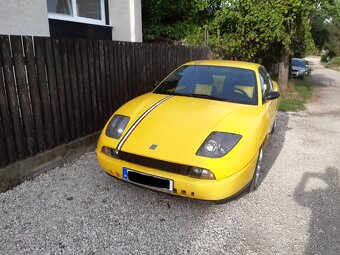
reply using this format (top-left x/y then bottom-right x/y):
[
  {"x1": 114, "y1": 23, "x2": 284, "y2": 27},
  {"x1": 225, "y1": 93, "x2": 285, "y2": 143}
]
[{"x1": 97, "y1": 60, "x2": 280, "y2": 201}]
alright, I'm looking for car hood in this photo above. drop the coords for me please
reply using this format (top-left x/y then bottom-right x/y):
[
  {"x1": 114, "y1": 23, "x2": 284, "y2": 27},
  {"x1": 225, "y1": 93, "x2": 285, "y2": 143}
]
[{"x1": 114, "y1": 93, "x2": 260, "y2": 165}]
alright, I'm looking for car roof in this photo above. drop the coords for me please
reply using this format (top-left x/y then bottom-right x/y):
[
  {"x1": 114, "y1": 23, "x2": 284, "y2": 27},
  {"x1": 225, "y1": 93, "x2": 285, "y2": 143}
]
[
  {"x1": 183, "y1": 60, "x2": 262, "y2": 71},
  {"x1": 292, "y1": 58, "x2": 304, "y2": 61}
]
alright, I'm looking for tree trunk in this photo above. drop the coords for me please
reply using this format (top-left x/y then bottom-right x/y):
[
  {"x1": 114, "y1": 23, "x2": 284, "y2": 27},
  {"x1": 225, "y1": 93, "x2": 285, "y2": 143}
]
[{"x1": 278, "y1": 49, "x2": 289, "y2": 90}]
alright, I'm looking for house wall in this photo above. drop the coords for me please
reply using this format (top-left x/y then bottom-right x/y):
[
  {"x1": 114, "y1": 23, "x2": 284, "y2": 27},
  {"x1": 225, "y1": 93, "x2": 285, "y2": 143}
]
[
  {"x1": 109, "y1": 0, "x2": 143, "y2": 42},
  {"x1": 0, "y1": 0, "x2": 50, "y2": 36},
  {"x1": 0, "y1": 0, "x2": 142, "y2": 42}
]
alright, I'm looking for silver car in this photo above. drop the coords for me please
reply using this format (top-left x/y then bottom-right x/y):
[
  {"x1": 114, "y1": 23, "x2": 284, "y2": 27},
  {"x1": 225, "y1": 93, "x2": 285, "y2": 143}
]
[{"x1": 292, "y1": 58, "x2": 309, "y2": 79}]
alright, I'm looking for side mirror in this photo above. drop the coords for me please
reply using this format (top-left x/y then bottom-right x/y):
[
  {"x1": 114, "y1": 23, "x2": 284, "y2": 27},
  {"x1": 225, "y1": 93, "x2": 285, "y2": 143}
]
[
  {"x1": 265, "y1": 91, "x2": 280, "y2": 101},
  {"x1": 151, "y1": 81, "x2": 160, "y2": 88},
  {"x1": 272, "y1": 81, "x2": 279, "y2": 91}
]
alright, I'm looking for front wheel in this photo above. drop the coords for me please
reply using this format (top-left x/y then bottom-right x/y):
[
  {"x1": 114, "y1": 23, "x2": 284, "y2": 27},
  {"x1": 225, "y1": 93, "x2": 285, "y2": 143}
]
[
  {"x1": 270, "y1": 120, "x2": 277, "y2": 134},
  {"x1": 249, "y1": 147, "x2": 264, "y2": 192}
]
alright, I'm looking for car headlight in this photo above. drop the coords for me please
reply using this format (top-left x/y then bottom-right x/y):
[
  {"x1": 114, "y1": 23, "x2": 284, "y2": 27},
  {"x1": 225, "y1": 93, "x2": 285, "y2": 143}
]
[
  {"x1": 105, "y1": 115, "x2": 130, "y2": 139},
  {"x1": 188, "y1": 167, "x2": 215, "y2": 179},
  {"x1": 196, "y1": 132, "x2": 242, "y2": 158}
]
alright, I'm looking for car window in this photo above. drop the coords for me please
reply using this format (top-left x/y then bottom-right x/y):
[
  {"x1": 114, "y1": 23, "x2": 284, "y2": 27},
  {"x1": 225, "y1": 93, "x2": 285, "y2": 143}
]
[
  {"x1": 153, "y1": 65, "x2": 258, "y2": 105},
  {"x1": 292, "y1": 59, "x2": 306, "y2": 68},
  {"x1": 259, "y1": 67, "x2": 272, "y2": 101}
]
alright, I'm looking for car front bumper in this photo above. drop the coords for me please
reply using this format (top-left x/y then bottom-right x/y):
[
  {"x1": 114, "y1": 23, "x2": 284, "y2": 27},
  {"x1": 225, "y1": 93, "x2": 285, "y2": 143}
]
[{"x1": 96, "y1": 150, "x2": 258, "y2": 201}]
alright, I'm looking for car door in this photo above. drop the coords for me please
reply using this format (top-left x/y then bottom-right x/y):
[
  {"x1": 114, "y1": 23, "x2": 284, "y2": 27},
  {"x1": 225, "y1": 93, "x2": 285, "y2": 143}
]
[{"x1": 259, "y1": 67, "x2": 277, "y2": 134}]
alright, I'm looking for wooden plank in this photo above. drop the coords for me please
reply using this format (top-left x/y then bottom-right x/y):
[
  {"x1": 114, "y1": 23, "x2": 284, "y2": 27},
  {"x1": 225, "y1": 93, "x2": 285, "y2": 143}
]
[
  {"x1": 156, "y1": 44, "x2": 162, "y2": 81},
  {"x1": 59, "y1": 38, "x2": 76, "y2": 140},
  {"x1": 186, "y1": 47, "x2": 190, "y2": 62},
  {"x1": 115, "y1": 42, "x2": 124, "y2": 107},
  {"x1": 52, "y1": 38, "x2": 70, "y2": 142},
  {"x1": 112, "y1": 41, "x2": 122, "y2": 108},
  {"x1": 171, "y1": 45, "x2": 177, "y2": 67},
  {"x1": 151, "y1": 44, "x2": 157, "y2": 84},
  {"x1": 132, "y1": 43, "x2": 142, "y2": 96},
  {"x1": 67, "y1": 39, "x2": 81, "y2": 138},
  {"x1": 80, "y1": 39, "x2": 93, "y2": 132},
  {"x1": 99, "y1": 40, "x2": 108, "y2": 123},
  {"x1": 0, "y1": 35, "x2": 26, "y2": 159},
  {"x1": 86, "y1": 40, "x2": 99, "y2": 131},
  {"x1": 120, "y1": 42, "x2": 128, "y2": 103},
  {"x1": 137, "y1": 43, "x2": 147, "y2": 94},
  {"x1": 134, "y1": 43, "x2": 143, "y2": 96},
  {"x1": 131, "y1": 43, "x2": 137, "y2": 97},
  {"x1": 34, "y1": 37, "x2": 55, "y2": 148},
  {"x1": 108, "y1": 41, "x2": 118, "y2": 113},
  {"x1": 44, "y1": 37, "x2": 62, "y2": 145},
  {"x1": 146, "y1": 43, "x2": 153, "y2": 89},
  {"x1": 104, "y1": 41, "x2": 113, "y2": 117},
  {"x1": 74, "y1": 39, "x2": 87, "y2": 135},
  {"x1": 115, "y1": 42, "x2": 122, "y2": 106},
  {"x1": 0, "y1": 115, "x2": 8, "y2": 167},
  {"x1": 125, "y1": 43, "x2": 132, "y2": 100},
  {"x1": 0, "y1": 51, "x2": 16, "y2": 163},
  {"x1": 93, "y1": 40, "x2": 103, "y2": 126},
  {"x1": 23, "y1": 36, "x2": 45, "y2": 152},
  {"x1": 146, "y1": 44, "x2": 152, "y2": 92},
  {"x1": 160, "y1": 44, "x2": 166, "y2": 80},
  {"x1": 177, "y1": 46, "x2": 182, "y2": 64},
  {"x1": 179, "y1": 46, "x2": 185, "y2": 65}
]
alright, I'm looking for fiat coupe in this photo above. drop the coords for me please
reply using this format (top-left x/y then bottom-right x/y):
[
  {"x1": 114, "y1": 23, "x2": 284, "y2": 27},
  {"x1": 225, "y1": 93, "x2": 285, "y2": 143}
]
[{"x1": 97, "y1": 60, "x2": 280, "y2": 201}]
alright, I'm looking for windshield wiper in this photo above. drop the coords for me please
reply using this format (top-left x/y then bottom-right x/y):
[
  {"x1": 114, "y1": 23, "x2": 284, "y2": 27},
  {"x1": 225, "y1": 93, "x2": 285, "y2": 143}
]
[
  {"x1": 186, "y1": 93, "x2": 225, "y2": 101},
  {"x1": 156, "y1": 91, "x2": 187, "y2": 96},
  {"x1": 155, "y1": 92, "x2": 240, "y2": 103}
]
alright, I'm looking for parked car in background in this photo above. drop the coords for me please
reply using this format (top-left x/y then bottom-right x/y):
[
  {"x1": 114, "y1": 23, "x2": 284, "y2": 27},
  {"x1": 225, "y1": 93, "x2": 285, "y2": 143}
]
[
  {"x1": 304, "y1": 59, "x2": 312, "y2": 75},
  {"x1": 292, "y1": 58, "x2": 309, "y2": 79},
  {"x1": 97, "y1": 60, "x2": 280, "y2": 201}
]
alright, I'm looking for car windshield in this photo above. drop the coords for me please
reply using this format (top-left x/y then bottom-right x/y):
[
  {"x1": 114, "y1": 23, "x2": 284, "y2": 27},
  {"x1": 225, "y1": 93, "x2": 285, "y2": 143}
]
[
  {"x1": 153, "y1": 65, "x2": 258, "y2": 105},
  {"x1": 292, "y1": 59, "x2": 306, "y2": 68}
]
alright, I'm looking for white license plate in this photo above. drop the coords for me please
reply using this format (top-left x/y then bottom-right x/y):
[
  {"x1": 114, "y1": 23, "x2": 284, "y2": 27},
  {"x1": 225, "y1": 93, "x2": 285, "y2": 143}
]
[{"x1": 122, "y1": 168, "x2": 173, "y2": 192}]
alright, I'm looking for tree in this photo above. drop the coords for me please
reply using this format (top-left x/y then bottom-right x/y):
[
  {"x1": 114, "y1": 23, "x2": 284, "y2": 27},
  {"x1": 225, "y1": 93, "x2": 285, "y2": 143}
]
[
  {"x1": 142, "y1": 0, "x2": 220, "y2": 43},
  {"x1": 142, "y1": 0, "x2": 335, "y2": 90}
]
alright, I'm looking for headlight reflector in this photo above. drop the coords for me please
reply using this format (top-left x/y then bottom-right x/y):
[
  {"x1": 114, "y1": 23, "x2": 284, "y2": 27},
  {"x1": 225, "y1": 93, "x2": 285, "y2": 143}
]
[
  {"x1": 102, "y1": 146, "x2": 119, "y2": 158},
  {"x1": 197, "y1": 132, "x2": 242, "y2": 158},
  {"x1": 105, "y1": 115, "x2": 130, "y2": 139},
  {"x1": 189, "y1": 167, "x2": 215, "y2": 179}
]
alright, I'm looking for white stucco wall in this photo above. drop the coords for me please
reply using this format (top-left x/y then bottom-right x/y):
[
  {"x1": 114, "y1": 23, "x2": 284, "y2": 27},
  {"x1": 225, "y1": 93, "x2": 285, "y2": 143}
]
[
  {"x1": 0, "y1": 0, "x2": 142, "y2": 41},
  {"x1": 109, "y1": 0, "x2": 143, "y2": 42},
  {"x1": 0, "y1": 0, "x2": 50, "y2": 36}
]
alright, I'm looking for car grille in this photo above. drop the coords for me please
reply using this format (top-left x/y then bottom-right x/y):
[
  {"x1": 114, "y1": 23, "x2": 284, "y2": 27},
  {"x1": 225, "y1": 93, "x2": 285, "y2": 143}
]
[{"x1": 118, "y1": 151, "x2": 190, "y2": 176}]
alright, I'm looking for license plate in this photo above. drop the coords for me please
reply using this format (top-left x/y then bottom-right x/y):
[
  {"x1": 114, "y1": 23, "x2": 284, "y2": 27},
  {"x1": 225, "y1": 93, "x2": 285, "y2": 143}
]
[{"x1": 122, "y1": 168, "x2": 173, "y2": 192}]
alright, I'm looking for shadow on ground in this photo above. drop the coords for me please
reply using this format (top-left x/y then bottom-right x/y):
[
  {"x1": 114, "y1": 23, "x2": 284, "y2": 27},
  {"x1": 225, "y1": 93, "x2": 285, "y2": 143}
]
[
  {"x1": 294, "y1": 167, "x2": 340, "y2": 255},
  {"x1": 260, "y1": 112, "x2": 290, "y2": 186},
  {"x1": 308, "y1": 73, "x2": 337, "y2": 87}
]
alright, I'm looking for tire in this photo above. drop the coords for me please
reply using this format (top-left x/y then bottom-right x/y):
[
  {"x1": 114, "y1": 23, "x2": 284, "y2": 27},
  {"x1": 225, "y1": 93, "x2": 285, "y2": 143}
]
[
  {"x1": 270, "y1": 120, "x2": 277, "y2": 134},
  {"x1": 249, "y1": 147, "x2": 264, "y2": 192}
]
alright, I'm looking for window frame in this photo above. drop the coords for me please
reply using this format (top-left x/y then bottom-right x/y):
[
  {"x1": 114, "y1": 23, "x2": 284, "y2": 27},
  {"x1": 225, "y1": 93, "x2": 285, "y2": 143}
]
[
  {"x1": 258, "y1": 67, "x2": 273, "y2": 103},
  {"x1": 48, "y1": 0, "x2": 107, "y2": 26}
]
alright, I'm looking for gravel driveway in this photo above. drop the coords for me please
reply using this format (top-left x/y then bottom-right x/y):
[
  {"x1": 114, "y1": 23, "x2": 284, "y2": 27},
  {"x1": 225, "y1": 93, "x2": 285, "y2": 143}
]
[{"x1": 1, "y1": 57, "x2": 339, "y2": 255}]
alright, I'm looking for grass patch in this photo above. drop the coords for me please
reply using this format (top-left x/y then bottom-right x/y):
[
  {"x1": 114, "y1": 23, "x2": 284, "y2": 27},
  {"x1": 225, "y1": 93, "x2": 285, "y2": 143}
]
[
  {"x1": 326, "y1": 57, "x2": 340, "y2": 71},
  {"x1": 279, "y1": 78, "x2": 313, "y2": 112}
]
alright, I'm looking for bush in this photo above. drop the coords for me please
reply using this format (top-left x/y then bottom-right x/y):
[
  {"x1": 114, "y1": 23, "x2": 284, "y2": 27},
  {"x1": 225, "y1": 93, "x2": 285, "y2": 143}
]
[
  {"x1": 330, "y1": 57, "x2": 340, "y2": 65},
  {"x1": 321, "y1": 53, "x2": 328, "y2": 62},
  {"x1": 326, "y1": 57, "x2": 340, "y2": 67}
]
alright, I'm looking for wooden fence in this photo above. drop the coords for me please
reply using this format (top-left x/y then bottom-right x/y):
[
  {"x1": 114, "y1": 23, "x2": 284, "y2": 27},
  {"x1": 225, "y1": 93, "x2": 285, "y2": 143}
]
[{"x1": 0, "y1": 35, "x2": 209, "y2": 168}]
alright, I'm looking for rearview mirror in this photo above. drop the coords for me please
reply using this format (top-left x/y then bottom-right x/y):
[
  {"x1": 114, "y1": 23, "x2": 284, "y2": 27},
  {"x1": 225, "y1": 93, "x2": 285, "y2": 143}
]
[
  {"x1": 265, "y1": 91, "x2": 280, "y2": 101},
  {"x1": 151, "y1": 81, "x2": 160, "y2": 88}
]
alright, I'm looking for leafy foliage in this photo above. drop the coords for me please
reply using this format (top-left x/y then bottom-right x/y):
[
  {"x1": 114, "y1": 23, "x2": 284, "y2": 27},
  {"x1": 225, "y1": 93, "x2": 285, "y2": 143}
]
[{"x1": 142, "y1": 0, "x2": 337, "y2": 88}]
